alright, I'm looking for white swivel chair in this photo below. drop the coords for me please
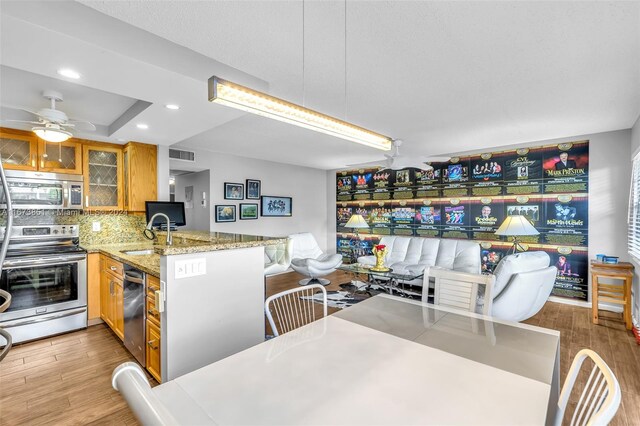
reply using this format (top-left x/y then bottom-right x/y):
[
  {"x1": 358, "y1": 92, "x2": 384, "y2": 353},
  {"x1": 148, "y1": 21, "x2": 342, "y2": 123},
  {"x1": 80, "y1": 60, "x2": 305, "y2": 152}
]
[
  {"x1": 265, "y1": 284, "x2": 327, "y2": 336},
  {"x1": 555, "y1": 349, "x2": 621, "y2": 426},
  {"x1": 289, "y1": 232, "x2": 343, "y2": 286},
  {"x1": 488, "y1": 251, "x2": 557, "y2": 322},
  {"x1": 264, "y1": 238, "x2": 293, "y2": 276}
]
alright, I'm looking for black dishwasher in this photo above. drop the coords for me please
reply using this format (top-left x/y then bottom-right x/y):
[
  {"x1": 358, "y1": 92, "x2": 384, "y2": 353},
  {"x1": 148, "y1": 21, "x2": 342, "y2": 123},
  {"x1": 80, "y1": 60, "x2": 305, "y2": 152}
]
[{"x1": 123, "y1": 266, "x2": 146, "y2": 367}]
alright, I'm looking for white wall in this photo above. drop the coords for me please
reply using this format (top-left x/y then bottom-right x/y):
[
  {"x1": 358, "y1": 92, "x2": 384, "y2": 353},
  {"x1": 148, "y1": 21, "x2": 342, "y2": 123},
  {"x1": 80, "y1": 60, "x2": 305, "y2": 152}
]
[
  {"x1": 629, "y1": 115, "x2": 640, "y2": 325},
  {"x1": 327, "y1": 129, "x2": 633, "y2": 307},
  {"x1": 170, "y1": 147, "x2": 329, "y2": 250},
  {"x1": 157, "y1": 145, "x2": 171, "y2": 201},
  {"x1": 174, "y1": 170, "x2": 211, "y2": 231}
]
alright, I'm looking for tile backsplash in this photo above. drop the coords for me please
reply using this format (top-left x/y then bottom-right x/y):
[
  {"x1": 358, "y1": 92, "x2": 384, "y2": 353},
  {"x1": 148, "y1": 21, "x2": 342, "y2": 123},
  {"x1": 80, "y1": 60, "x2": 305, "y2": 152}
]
[{"x1": 1, "y1": 210, "x2": 147, "y2": 244}]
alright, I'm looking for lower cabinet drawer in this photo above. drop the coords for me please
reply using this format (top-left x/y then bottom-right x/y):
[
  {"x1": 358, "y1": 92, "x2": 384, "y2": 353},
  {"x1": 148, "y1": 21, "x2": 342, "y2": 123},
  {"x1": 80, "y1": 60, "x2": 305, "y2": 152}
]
[
  {"x1": 146, "y1": 319, "x2": 161, "y2": 383},
  {"x1": 146, "y1": 291, "x2": 161, "y2": 327}
]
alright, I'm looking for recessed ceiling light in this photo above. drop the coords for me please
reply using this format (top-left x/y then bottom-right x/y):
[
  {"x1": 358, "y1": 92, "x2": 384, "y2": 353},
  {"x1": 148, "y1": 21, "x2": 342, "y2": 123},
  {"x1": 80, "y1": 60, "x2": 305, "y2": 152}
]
[
  {"x1": 165, "y1": 104, "x2": 180, "y2": 110},
  {"x1": 57, "y1": 68, "x2": 81, "y2": 79},
  {"x1": 136, "y1": 123, "x2": 149, "y2": 129}
]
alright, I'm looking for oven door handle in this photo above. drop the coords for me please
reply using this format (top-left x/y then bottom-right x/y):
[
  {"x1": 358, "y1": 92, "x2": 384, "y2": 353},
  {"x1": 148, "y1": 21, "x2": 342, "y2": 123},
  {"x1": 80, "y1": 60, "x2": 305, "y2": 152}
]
[
  {"x1": 0, "y1": 307, "x2": 86, "y2": 328},
  {"x1": 2, "y1": 256, "x2": 86, "y2": 269},
  {"x1": 3, "y1": 254, "x2": 87, "y2": 269}
]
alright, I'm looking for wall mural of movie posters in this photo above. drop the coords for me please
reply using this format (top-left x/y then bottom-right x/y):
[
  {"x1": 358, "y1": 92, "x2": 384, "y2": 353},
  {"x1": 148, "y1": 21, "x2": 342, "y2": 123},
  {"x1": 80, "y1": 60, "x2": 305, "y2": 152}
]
[{"x1": 336, "y1": 140, "x2": 590, "y2": 301}]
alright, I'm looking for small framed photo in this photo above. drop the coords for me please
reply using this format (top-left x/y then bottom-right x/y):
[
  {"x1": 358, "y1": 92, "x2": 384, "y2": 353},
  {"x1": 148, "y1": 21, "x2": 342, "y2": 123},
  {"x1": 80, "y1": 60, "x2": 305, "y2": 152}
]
[
  {"x1": 224, "y1": 182, "x2": 244, "y2": 200},
  {"x1": 246, "y1": 179, "x2": 261, "y2": 200},
  {"x1": 215, "y1": 205, "x2": 236, "y2": 222},
  {"x1": 261, "y1": 196, "x2": 292, "y2": 217},
  {"x1": 240, "y1": 203, "x2": 259, "y2": 220}
]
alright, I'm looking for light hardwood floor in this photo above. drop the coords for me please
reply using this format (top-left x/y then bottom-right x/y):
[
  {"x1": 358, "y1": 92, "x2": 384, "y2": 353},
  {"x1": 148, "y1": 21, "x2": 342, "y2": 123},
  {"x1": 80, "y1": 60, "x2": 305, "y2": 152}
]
[{"x1": 1, "y1": 269, "x2": 638, "y2": 425}]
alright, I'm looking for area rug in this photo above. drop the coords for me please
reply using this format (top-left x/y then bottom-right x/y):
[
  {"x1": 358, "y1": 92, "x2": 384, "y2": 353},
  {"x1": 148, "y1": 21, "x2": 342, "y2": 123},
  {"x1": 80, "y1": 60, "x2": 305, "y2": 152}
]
[{"x1": 300, "y1": 281, "x2": 424, "y2": 310}]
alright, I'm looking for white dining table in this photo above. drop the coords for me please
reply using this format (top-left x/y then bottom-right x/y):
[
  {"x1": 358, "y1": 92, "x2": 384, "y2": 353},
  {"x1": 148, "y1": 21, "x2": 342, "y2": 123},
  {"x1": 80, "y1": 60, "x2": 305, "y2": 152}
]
[{"x1": 114, "y1": 294, "x2": 560, "y2": 425}]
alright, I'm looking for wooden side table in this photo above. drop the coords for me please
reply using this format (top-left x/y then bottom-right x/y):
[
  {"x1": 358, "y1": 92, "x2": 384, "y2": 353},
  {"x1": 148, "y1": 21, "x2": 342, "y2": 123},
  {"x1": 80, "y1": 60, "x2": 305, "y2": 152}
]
[{"x1": 590, "y1": 260, "x2": 634, "y2": 330}]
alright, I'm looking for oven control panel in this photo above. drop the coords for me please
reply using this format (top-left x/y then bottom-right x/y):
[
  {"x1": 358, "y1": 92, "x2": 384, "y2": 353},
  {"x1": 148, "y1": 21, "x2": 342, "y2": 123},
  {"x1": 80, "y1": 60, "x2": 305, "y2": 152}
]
[{"x1": 0, "y1": 225, "x2": 80, "y2": 240}]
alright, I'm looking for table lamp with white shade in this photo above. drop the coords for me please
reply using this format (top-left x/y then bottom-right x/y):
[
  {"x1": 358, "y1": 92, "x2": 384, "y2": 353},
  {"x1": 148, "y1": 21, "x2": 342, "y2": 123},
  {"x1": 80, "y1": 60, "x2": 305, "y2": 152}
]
[
  {"x1": 495, "y1": 215, "x2": 539, "y2": 255},
  {"x1": 345, "y1": 214, "x2": 369, "y2": 263}
]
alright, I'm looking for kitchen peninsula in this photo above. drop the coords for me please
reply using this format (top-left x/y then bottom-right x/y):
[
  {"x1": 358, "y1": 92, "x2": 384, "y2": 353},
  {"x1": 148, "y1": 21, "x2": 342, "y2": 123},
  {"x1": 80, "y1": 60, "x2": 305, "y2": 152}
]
[{"x1": 83, "y1": 231, "x2": 286, "y2": 382}]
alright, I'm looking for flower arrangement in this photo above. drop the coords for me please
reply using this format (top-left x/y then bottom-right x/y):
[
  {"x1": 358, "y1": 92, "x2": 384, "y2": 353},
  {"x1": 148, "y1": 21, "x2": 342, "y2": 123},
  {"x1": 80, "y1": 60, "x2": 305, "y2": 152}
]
[{"x1": 371, "y1": 244, "x2": 389, "y2": 271}]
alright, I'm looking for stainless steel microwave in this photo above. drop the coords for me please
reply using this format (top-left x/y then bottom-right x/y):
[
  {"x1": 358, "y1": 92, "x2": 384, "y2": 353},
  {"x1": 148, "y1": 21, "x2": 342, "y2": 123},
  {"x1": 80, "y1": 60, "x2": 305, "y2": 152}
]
[{"x1": 1, "y1": 170, "x2": 83, "y2": 210}]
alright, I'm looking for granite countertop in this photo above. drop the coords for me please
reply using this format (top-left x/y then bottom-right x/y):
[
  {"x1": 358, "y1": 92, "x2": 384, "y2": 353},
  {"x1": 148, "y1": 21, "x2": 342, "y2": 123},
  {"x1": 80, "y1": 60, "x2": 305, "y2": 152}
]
[
  {"x1": 82, "y1": 231, "x2": 286, "y2": 277},
  {"x1": 82, "y1": 241, "x2": 161, "y2": 277}
]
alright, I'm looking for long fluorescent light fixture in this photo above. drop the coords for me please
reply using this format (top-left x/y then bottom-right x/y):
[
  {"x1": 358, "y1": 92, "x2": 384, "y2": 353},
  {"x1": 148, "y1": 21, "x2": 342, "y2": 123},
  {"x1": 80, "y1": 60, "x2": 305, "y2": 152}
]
[{"x1": 208, "y1": 76, "x2": 392, "y2": 151}]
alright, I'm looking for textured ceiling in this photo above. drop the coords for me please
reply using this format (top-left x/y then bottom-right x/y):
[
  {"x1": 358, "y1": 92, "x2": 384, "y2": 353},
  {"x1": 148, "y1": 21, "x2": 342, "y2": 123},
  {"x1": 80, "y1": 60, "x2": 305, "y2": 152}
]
[{"x1": 3, "y1": 1, "x2": 640, "y2": 169}]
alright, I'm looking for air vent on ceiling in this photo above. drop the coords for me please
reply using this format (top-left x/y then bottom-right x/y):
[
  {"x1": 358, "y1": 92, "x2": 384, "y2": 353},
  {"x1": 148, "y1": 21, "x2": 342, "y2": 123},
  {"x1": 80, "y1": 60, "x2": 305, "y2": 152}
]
[{"x1": 169, "y1": 148, "x2": 196, "y2": 162}]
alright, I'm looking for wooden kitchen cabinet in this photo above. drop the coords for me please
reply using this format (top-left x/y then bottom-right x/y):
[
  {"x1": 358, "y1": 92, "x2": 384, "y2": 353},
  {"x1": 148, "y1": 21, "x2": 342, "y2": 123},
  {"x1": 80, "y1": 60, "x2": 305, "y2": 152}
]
[
  {"x1": 87, "y1": 253, "x2": 101, "y2": 322},
  {"x1": 0, "y1": 128, "x2": 83, "y2": 174},
  {"x1": 146, "y1": 320, "x2": 162, "y2": 382},
  {"x1": 38, "y1": 139, "x2": 83, "y2": 174},
  {"x1": 100, "y1": 271, "x2": 114, "y2": 329},
  {"x1": 83, "y1": 144, "x2": 124, "y2": 211},
  {"x1": 146, "y1": 274, "x2": 162, "y2": 382},
  {"x1": 0, "y1": 127, "x2": 39, "y2": 171},
  {"x1": 124, "y1": 142, "x2": 157, "y2": 212},
  {"x1": 100, "y1": 255, "x2": 124, "y2": 341}
]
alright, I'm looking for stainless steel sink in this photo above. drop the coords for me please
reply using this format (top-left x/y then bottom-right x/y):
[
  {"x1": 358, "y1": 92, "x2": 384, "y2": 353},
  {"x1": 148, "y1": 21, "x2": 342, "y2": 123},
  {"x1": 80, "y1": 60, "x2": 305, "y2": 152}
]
[{"x1": 121, "y1": 249, "x2": 155, "y2": 256}]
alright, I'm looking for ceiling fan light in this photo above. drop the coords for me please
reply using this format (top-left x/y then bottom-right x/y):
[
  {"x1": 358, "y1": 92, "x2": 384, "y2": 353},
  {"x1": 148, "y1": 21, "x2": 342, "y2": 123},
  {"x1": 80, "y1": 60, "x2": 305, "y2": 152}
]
[
  {"x1": 208, "y1": 76, "x2": 392, "y2": 151},
  {"x1": 33, "y1": 127, "x2": 72, "y2": 143}
]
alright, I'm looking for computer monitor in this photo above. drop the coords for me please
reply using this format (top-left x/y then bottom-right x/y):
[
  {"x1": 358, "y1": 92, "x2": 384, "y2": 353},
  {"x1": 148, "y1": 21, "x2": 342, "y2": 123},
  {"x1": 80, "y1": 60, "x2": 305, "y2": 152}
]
[{"x1": 145, "y1": 201, "x2": 186, "y2": 228}]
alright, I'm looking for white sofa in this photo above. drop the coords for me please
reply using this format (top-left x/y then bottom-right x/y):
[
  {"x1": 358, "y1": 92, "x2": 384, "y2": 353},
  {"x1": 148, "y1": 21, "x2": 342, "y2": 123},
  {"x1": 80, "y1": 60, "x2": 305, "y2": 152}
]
[{"x1": 357, "y1": 236, "x2": 481, "y2": 286}]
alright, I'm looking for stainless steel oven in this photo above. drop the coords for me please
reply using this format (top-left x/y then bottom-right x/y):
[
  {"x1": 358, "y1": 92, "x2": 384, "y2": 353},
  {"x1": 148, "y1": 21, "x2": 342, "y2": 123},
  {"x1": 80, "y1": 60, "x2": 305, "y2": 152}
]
[
  {"x1": 0, "y1": 170, "x2": 83, "y2": 210},
  {"x1": 0, "y1": 225, "x2": 86, "y2": 344}
]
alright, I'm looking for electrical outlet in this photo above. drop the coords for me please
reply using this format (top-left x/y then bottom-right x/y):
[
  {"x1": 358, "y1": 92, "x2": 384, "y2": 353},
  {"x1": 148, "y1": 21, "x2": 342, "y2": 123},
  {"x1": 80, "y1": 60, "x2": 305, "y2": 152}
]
[
  {"x1": 92, "y1": 221, "x2": 101, "y2": 232},
  {"x1": 175, "y1": 258, "x2": 207, "y2": 279}
]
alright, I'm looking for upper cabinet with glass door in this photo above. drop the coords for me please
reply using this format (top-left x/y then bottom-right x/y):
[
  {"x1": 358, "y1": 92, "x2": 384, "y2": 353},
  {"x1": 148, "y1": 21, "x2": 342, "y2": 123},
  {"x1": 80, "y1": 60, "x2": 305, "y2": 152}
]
[
  {"x1": 83, "y1": 144, "x2": 123, "y2": 210},
  {"x1": 0, "y1": 128, "x2": 38, "y2": 171},
  {"x1": 38, "y1": 139, "x2": 83, "y2": 175},
  {"x1": 1, "y1": 128, "x2": 83, "y2": 174}
]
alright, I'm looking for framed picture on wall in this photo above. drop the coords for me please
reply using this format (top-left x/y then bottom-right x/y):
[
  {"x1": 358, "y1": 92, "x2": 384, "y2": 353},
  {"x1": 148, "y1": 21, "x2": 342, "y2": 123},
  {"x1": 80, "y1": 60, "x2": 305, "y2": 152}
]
[
  {"x1": 246, "y1": 179, "x2": 261, "y2": 200},
  {"x1": 261, "y1": 196, "x2": 292, "y2": 217},
  {"x1": 224, "y1": 182, "x2": 244, "y2": 200},
  {"x1": 240, "y1": 203, "x2": 259, "y2": 220},
  {"x1": 215, "y1": 205, "x2": 236, "y2": 222}
]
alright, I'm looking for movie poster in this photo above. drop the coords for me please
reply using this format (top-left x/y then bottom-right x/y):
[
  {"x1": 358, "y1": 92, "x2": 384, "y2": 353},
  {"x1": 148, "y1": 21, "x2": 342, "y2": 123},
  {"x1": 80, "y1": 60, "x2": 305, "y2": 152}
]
[
  {"x1": 414, "y1": 200, "x2": 441, "y2": 238},
  {"x1": 336, "y1": 140, "x2": 590, "y2": 301}
]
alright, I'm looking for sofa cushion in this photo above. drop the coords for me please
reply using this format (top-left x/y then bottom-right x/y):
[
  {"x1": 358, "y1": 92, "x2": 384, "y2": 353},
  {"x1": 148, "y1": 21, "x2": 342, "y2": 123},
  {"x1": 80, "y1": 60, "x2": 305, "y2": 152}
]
[
  {"x1": 434, "y1": 239, "x2": 481, "y2": 273},
  {"x1": 492, "y1": 251, "x2": 551, "y2": 297}
]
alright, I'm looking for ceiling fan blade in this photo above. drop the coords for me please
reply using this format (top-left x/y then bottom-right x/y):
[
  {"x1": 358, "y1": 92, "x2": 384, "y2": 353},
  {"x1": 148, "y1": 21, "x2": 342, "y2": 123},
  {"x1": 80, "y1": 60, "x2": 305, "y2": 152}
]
[
  {"x1": 19, "y1": 108, "x2": 44, "y2": 119},
  {"x1": 67, "y1": 119, "x2": 96, "y2": 131},
  {"x1": 3, "y1": 119, "x2": 42, "y2": 125}
]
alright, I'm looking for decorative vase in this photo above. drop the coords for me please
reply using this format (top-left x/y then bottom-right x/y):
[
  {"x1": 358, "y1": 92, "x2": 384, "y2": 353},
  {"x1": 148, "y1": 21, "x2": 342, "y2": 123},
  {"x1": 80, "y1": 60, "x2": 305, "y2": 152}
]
[{"x1": 370, "y1": 245, "x2": 390, "y2": 272}]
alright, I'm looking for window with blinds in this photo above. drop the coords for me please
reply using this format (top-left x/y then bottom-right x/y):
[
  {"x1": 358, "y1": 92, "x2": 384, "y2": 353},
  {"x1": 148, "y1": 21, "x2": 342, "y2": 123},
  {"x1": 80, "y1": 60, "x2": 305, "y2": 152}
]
[{"x1": 628, "y1": 155, "x2": 640, "y2": 260}]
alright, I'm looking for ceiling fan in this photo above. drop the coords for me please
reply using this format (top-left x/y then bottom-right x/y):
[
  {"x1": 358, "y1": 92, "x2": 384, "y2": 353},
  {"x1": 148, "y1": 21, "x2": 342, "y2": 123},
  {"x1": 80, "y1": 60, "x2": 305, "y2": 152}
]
[
  {"x1": 345, "y1": 139, "x2": 450, "y2": 171},
  {"x1": 6, "y1": 90, "x2": 96, "y2": 142}
]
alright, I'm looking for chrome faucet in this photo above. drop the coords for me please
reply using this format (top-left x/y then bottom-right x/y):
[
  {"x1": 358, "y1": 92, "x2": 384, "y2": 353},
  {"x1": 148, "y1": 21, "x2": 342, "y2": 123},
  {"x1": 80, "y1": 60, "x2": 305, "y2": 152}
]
[{"x1": 145, "y1": 213, "x2": 173, "y2": 246}]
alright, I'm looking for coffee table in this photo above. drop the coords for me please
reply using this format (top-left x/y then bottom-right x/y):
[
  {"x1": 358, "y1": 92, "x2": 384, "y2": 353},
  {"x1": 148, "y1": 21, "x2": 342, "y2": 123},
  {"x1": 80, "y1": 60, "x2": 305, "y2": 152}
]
[{"x1": 338, "y1": 263, "x2": 424, "y2": 297}]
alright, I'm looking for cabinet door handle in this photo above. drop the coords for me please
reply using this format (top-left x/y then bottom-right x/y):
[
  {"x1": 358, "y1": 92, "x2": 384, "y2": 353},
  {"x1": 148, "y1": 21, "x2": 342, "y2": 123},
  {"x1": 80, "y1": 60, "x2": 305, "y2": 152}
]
[
  {"x1": 147, "y1": 340, "x2": 159, "y2": 350},
  {"x1": 110, "y1": 266, "x2": 117, "y2": 271},
  {"x1": 85, "y1": 195, "x2": 89, "y2": 208},
  {"x1": 110, "y1": 281, "x2": 114, "y2": 296},
  {"x1": 147, "y1": 309, "x2": 158, "y2": 317}
]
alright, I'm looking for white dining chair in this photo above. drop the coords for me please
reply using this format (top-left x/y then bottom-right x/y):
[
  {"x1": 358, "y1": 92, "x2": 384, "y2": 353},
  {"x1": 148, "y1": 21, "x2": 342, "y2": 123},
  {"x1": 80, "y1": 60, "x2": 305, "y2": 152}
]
[
  {"x1": 425, "y1": 267, "x2": 495, "y2": 315},
  {"x1": 555, "y1": 348, "x2": 621, "y2": 426},
  {"x1": 265, "y1": 284, "x2": 327, "y2": 337},
  {"x1": 0, "y1": 289, "x2": 13, "y2": 363}
]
